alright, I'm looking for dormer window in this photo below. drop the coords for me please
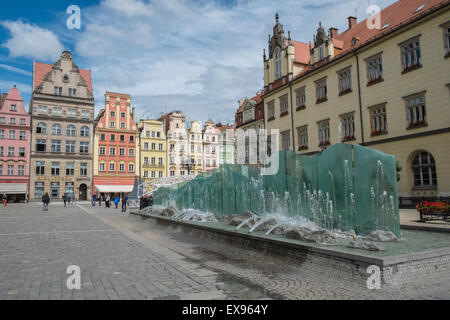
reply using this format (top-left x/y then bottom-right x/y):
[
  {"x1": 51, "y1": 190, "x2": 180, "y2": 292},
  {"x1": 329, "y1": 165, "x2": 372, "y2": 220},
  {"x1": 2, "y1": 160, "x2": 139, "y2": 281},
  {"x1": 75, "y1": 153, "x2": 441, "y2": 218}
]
[
  {"x1": 319, "y1": 46, "x2": 324, "y2": 60},
  {"x1": 275, "y1": 49, "x2": 282, "y2": 79},
  {"x1": 10, "y1": 104, "x2": 17, "y2": 112}
]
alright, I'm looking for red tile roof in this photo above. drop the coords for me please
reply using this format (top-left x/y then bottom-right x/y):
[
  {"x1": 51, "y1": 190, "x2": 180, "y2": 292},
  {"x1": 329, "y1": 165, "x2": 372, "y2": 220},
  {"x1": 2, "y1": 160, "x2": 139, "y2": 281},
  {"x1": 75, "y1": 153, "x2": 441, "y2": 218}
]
[
  {"x1": 290, "y1": 0, "x2": 448, "y2": 83},
  {"x1": 291, "y1": 40, "x2": 311, "y2": 65},
  {"x1": 33, "y1": 61, "x2": 93, "y2": 93}
]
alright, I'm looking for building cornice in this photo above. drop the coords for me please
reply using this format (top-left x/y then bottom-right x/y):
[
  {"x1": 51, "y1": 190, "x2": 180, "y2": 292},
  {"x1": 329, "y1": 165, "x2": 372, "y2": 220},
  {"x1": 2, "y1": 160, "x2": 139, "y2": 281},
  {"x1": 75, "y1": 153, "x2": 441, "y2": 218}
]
[{"x1": 31, "y1": 93, "x2": 95, "y2": 106}]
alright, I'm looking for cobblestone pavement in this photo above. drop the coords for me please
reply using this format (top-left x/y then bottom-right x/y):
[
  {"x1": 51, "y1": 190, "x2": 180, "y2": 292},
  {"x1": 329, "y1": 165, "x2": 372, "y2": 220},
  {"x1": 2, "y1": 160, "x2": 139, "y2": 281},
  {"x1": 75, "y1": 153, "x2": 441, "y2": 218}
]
[{"x1": 1, "y1": 203, "x2": 449, "y2": 300}]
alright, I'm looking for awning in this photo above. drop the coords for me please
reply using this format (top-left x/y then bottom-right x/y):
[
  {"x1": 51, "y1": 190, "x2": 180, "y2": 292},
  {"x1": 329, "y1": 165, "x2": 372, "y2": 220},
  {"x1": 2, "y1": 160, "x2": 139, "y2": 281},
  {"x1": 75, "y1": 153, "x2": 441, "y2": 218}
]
[
  {"x1": 95, "y1": 185, "x2": 134, "y2": 193},
  {"x1": 0, "y1": 183, "x2": 27, "y2": 195}
]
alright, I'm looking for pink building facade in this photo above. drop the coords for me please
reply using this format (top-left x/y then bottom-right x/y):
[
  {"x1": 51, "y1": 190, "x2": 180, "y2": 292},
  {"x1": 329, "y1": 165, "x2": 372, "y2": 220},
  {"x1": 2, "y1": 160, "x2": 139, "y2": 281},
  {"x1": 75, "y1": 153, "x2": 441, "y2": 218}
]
[
  {"x1": 0, "y1": 86, "x2": 31, "y2": 202},
  {"x1": 203, "y1": 120, "x2": 220, "y2": 172}
]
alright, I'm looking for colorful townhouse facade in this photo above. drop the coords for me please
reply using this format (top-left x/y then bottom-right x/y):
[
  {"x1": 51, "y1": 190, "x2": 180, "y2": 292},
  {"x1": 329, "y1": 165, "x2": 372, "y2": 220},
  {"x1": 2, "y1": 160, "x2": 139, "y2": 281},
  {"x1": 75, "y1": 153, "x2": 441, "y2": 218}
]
[
  {"x1": 0, "y1": 86, "x2": 31, "y2": 202},
  {"x1": 262, "y1": 0, "x2": 450, "y2": 207},
  {"x1": 215, "y1": 123, "x2": 236, "y2": 166},
  {"x1": 187, "y1": 120, "x2": 204, "y2": 175},
  {"x1": 138, "y1": 119, "x2": 167, "y2": 184},
  {"x1": 203, "y1": 120, "x2": 220, "y2": 172},
  {"x1": 159, "y1": 111, "x2": 188, "y2": 177},
  {"x1": 29, "y1": 51, "x2": 94, "y2": 201},
  {"x1": 93, "y1": 92, "x2": 139, "y2": 196}
]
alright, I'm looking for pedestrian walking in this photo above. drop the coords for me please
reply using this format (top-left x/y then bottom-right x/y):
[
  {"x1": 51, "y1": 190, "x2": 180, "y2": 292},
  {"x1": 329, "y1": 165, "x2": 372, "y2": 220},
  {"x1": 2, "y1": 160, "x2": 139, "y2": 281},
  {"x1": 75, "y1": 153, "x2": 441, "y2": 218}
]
[
  {"x1": 122, "y1": 194, "x2": 129, "y2": 212},
  {"x1": 98, "y1": 194, "x2": 102, "y2": 207},
  {"x1": 66, "y1": 194, "x2": 71, "y2": 206},
  {"x1": 42, "y1": 193, "x2": 50, "y2": 211},
  {"x1": 113, "y1": 195, "x2": 119, "y2": 209},
  {"x1": 2, "y1": 194, "x2": 7, "y2": 207},
  {"x1": 62, "y1": 193, "x2": 67, "y2": 207},
  {"x1": 106, "y1": 194, "x2": 111, "y2": 208},
  {"x1": 92, "y1": 193, "x2": 96, "y2": 207}
]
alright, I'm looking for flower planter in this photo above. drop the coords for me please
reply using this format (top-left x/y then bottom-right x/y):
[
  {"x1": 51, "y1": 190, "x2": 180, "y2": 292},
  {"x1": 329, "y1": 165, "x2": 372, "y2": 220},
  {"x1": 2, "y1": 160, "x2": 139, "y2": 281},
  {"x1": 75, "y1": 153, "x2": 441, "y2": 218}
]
[{"x1": 416, "y1": 201, "x2": 450, "y2": 222}]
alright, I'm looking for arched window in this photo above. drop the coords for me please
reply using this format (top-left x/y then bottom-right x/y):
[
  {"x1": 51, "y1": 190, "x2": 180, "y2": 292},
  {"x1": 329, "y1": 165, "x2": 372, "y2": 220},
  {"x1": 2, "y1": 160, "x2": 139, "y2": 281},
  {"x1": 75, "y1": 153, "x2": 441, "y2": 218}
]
[
  {"x1": 275, "y1": 49, "x2": 282, "y2": 80},
  {"x1": 66, "y1": 125, "x2": 76, "y2": 136},
  {"x1": 80, "y1": 126, "x2": 89, "y2": 137},
  {"x1": 37, "y1": 123, "x2": 47, "y2": 134},
  {"x1": 52, "y1": 124, "x2": 62, "y2": 135},
  {"x1": 412, "y1": 152, "x2": 437, "y2": 189}
]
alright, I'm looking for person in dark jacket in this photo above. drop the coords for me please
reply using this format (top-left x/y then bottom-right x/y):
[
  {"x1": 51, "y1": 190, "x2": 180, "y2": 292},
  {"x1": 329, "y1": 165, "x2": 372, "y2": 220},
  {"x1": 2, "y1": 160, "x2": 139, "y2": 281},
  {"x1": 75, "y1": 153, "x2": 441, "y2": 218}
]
[
  {"x1": 122, "y1": 194, "x2": 129, "y2": 212},
  {"x1": 42, "y1": 193, "x2": 50, "y2": 211},
  {"x1": 62, "y1": 193, "x2": 67, "y2": 207},
  {"x1": 2, "y1": 194, "x2": 7, "y2": 207}
]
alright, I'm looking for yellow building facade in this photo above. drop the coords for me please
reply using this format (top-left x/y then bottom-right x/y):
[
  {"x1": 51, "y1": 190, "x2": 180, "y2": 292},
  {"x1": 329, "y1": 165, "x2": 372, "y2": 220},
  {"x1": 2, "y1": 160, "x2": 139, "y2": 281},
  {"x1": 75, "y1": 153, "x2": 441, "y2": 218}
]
[
  {"x1": 138, "y1": 120, "x2": 167, "y2": 183},
  {"x1": 263, "y1": 1, "x2": 450, "y2": 207}
]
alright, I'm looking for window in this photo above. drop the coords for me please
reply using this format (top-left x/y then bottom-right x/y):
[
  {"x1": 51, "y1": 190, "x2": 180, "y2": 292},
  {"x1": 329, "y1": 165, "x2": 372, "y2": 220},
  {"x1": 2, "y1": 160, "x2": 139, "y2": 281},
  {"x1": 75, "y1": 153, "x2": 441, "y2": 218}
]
[
  {"x1": 53, "y1": 107, "x2": 62, "y2": 116},
  {"x1": 144, "y1": 157, "x2": 149, "y2": 165},
  {"x1": 144, "y1": 171, "x2": 148, "y2": 178},
  {"x1": 267, "y1": 100, "x2": 275, "y2": 120},
  {"x1": 315, "y1": 78, "x2": 327, "y2": 103},
  {"x1": 281, "y1": 131, "x2": 290, "y2": 151},
  {"x1": 51, "y1": 183, "x2": 59, "y2": 198},
  {"x1": 318, "y1": 120, "x2": 330, "y2": 147},
  {"x1": 119, "y1": 163, "x2": 125, "y2": 172},
  {"x1": 36, "y1": 139, "x2": 46, "y2": 152},
  {"x1": 100, "y1": 147, "x2": 106, "y2": 155},
  {"x1": 10, "y1": 104, "x2": 17, "y2": 112},
  {"x1": 159, "y1": 144, "x2": 163, "y2": 151},
  {"x1": 295, "y1": 87, "x2": 306, "y2": 110},
  {"x1": 66, "y1": 162, "x2": 74, "y2": 176},
  {"x1": 0, "y1": 130, "x2": 4, "y2": 139},
  {"x1": 370, "y1": 104, "x2": 387, "y2": 136},
  {"x1": 51, "y1": 162, "x2": 60, "y2": 175},
  {"x1": 319, "y1": 45, "x2": 324, "y2": 60},
  {"x1": 446, "y1": 26, "x2": 450, "y2": 54},
  {"x1": 119, "y1": 148, "x2": 125, "y2": 156},
  {"x1": 337, "y1": 67, "x2": 352, "y2": 95},
  {"x1": 129, "y1": 163, "x2": 135, "y2": 172},
  {"x1": 297, "y1": 126, "x2": 308, "y2": 150},
  {"x1": 19, "y1": 131, "x2": 26, "y2": 140},
  {"x1": 170, "y1": 144, "x2": 175, "y2": 152},
  {"x1": 66, "y1": 141, "x2": 76, "y2": 153},
  {"x1": 120, "y1": 135, "x2": 125, "y2": 142},
  {"x1": 10, "y1": 118, "x2": 16, "y2": 124},
  {"x1": 37, "y1": 123, "x2": 47, "y2": 134},
  {"x1": 366, "y1": 54, "x2": 383, "y2": 84},
  {"x1": 129, "y1": 149, "x2": 134, "y2": 157},
  {"x1": 159, "y1": 158, "x2": 163, "y2": 165},
  {"x1": 99, "y1": 163, "x2": 106, "y2": 172},
  {"x1": 8, "y1": 147, "x2": 14, "y2": 157},
  {"x1": 121, "y1": 112, "x2": 126, "y2": 118},
  {"x1": 51, "y1": 140, "x2": 61, "y2": 153},
  {"x1": 159, "y1": 171, "x2": 163, "y2": 178},
  {"x1": 69, "y1": 88, "x2": 77, "y2": 97},
  {"x1": 110, "y1": 148, "x2": 116, "y2": 156},
  {"x1": 109, "y1": 162, "x2": 116, "y2": 172},
  {"x1": 400, "y1": 36, "x2": 421, "y2": 72},
  {"x1": 80, "y1": 163, "x2": 87, "y2": 177},
  {"x1": 100, "y1": 133, "x2": 106, "y2": 141},
  {"x1": 19, "y1": 148, "x2": 25, "y2": 157},
  {"x1": 67, "y1": 109, "x2": 76, "y2": 117},
  {"x1": 340, "y1": 113, "x2": 355, "y2": 142},
  {"x1": 81, "y1": 110, "x2": 90, "y2": 119},
  {"x1": 412, "y1": 152, "x2": 437, "y2": 189},
  {"x1": 67, "y1": 125, "x2": 76, "y2": 136},
  {"x1": 151, "y1": 171, "x2": 156, "y2": 178},
  {"x1": 80, "y1": 126, "x2": 89, "y2": 137},
  {"x1": 120, "y1": 123, "x2": 126, "y2": 129},
  {"x1": 144, "y1": 143, "x2": 149, "y2": 150},
  {"x1": 151, "y1": 143, "x2": 156, "y2": 151},
  {"x1": 36, "y1": 162, "x2": 45, "y2": 175},
  {"x1": 170, "y1": 171, "x2": 175, "y2": 177},
  {"x1": 279, "y1": 95, "x2": 289, "y2": 115},
  {"x1": 52, "y1": 124, "x2": 62, "y2": 136},
  {"x1": 111, "y1": 111, "x2": 116, "y2": 117},
  {"x1": 65, "y1": 183, "x2": 74, "y2": 195},
  {"x1": 9, "y1": 130, "x2": 16, "y2": 139},
  {"x1": 0, "y1": 117, "x2": 4, "y2": 123},
  {"x1": 38, "y1": 105, "x2": 47, "y2": 115},
  {"x1": 405, "y1": 93, "x2": 427, "y2": 129},
  {"x1": 80, "y1": 142, "x2": 89, "y2": 154},
  {"x1": 18, "y1": 165, "x2": 24, "y2": 176},
  {"x1": 275, "y1": 49, "x2": 282, "y2": 79},
  {"x1": 35, "y1": 182, "x2": 44, "y2": 199},
  {"x1": 170, "y1": 157, "x2": 175, "y2": 165},
  {"x1": 7, "y1": 165, "x2": 14, "y2": 176},
  {"x1": 130, "y1": 136, "x2": 134, "y2": 143},
  {"x1": 20, "y1": 118, "x2": 26, "y2": 125},
  {"x1": 0, "y1": 147, "x2": 3, "y2": 156},
  {"x1": 110, "y1": 134, "x2": 116, "y2": 142},
  {"x1": 151, "y1": 157, "x2": 156, "y2": 165},
  {"x1": 110, "y1": 122, "x2": 115, "y2": 128},
  {"x1": 0, "y1": 165, "x2": 2, "y2": 176},
  {"x1": 54, "y1": 86, "x2": 62, "y2": 96}
]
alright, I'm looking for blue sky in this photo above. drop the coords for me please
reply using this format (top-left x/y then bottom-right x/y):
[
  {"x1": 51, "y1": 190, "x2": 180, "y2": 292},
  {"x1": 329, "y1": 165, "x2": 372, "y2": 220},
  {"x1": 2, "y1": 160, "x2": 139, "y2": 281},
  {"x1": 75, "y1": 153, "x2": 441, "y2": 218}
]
[{"x1": 0, "y1": 0, "x2": 396, "y2": 124}]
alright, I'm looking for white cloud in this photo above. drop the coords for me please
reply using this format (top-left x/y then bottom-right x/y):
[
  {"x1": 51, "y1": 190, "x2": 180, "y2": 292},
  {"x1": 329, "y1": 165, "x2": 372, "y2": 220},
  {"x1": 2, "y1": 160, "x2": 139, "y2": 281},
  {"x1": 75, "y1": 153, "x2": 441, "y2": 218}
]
[
  {"x1": 0, "y1": 63, "x2": 32, "y2": 76},
  {"x1": 71, "y1": 0, "x2": 397, "y2": 123},
  {"x1": 0, "y1": 20, "x2": 64, "y2": 62}
]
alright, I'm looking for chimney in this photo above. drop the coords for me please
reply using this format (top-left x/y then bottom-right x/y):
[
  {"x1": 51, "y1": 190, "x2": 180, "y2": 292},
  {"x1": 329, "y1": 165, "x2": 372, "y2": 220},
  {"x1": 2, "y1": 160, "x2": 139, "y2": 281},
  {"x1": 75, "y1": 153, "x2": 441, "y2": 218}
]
[
  {"x1": 329, "y1": 27, "x2": 338, "y2": 39},
  {"x1": 132, "y1": 107, "x2": 135, "y2": 121},
  {"x1": 348, "y1": 16, "x2": 357, "y2": 30}
]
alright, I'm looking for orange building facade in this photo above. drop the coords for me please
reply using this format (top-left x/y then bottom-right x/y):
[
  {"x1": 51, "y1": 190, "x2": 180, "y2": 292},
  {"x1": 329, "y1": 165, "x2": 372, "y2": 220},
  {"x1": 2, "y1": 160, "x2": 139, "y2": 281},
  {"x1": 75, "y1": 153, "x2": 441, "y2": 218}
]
[{"x1": 93, "y1": 92, "x2": 139, "y2": 196}]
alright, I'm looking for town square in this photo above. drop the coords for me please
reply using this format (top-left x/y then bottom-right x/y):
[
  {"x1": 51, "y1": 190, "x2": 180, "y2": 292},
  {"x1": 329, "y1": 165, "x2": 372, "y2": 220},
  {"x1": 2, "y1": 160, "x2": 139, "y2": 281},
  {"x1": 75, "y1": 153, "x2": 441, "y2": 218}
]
[{"x1": 0, "y1": 0, "x2": 449, "y2": 305}]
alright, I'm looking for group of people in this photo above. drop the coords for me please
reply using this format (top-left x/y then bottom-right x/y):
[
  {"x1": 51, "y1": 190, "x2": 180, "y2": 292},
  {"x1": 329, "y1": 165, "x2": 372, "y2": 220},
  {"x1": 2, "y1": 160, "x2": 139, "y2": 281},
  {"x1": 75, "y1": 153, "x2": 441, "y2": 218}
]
[
  {"x1": 140, "y1": 194, "x2": 153, "y2": 210},
  {"x1": 62, "y1": 193, "x2": 75, "y2": 207},
  {"x1": 92, "y1": 193, "x2": 129, "y2": 212}
]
